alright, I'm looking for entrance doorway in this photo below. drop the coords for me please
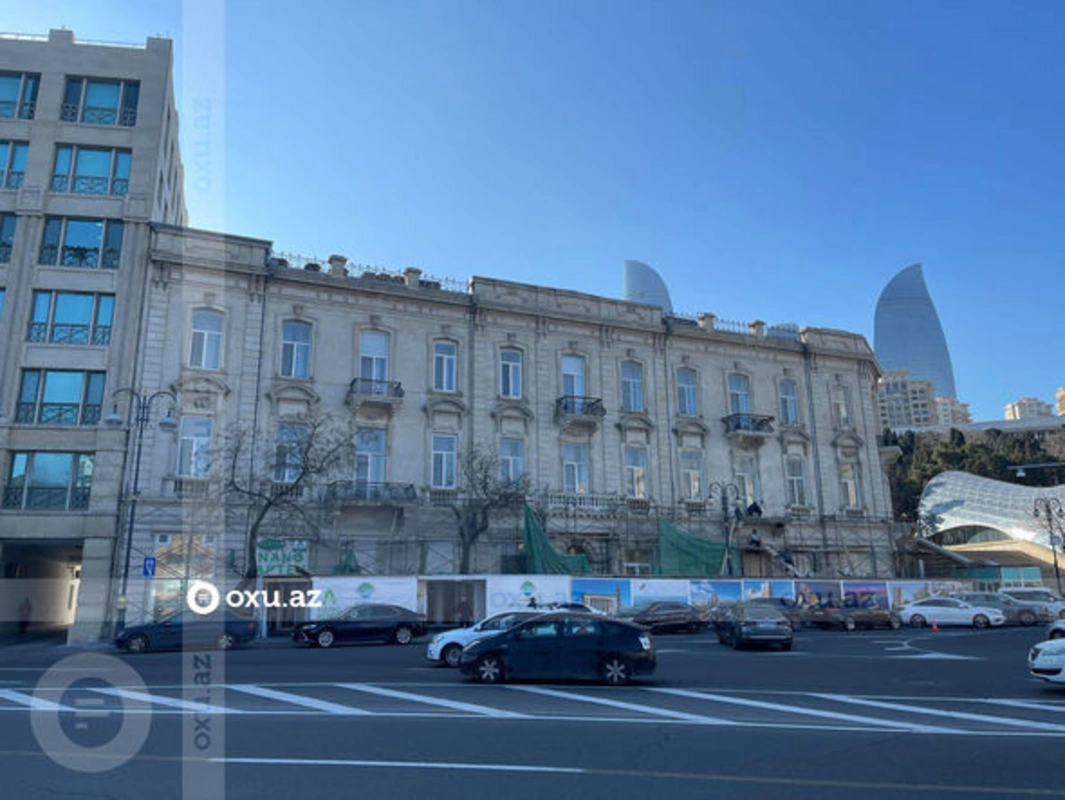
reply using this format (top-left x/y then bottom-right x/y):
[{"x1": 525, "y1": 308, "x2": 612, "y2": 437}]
[
  {"x1": 263, "y1": 577, "x2": 313, "y2": 636},
  {"x1": 422, "y1": 579, "x2": 486, "y2": 626}
]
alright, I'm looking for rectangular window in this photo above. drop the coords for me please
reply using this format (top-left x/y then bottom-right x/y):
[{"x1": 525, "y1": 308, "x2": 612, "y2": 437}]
[
  {"x1": 2, "y1": 452, "x2": 93, "y2": 511},
  {"x1": 621, "y1": 361, "x2": 644, "y2": 412},
  {"x1": 786, "y1": 456, "x2": 808, "y2": 506},
  {"x1": 562, "y1": 443, "x2": 589, "y2": 494},
  {"x1": 274, "y1": 423, "x2": 308, "y2": 483},
  {"x1": 190, "y1": 309, "x2": 224, "y2": 369},
  {"x1": 832, "y1": 384, "x2": 853, "y2": 428},
  {"x1": 359, "y1": 330, "x2": 389, "y2": 385},
  {"x1": 16, "y1": 370, "x2": 104, "y2": 426},
  {"x1": 500, "y1": 438, "x2": 524, "y2": 483},
  {"x1": 431, "y1": 435, "x2": 456, "y2": 488},
  {"x1": 0, "y1": 72, "x2": 40, "y2": 119},
  {"x1": 561, "y1": 355, "x2": 586, "y2": 400},
  {"x1": 728, "y1": 373, "x2": 750, "y2": 415},
  {"x1": 178, "y1": 417, "x2": 213, "y2": 477},
  {"x1": 0, "y1": 141, "x2": 29, "y2": 189},
  {"x1": 680, "y1": 450, "x2": 702, "y2": 499},
  {"x1": 61, "y1": 77, "x2": 139, "y2": 126},
  {"x1": 500, "y1": 349, "x2": 522, "y2": 398},
  {"x1": 839, "y1": 462, "x2": 861, "y2": 509},
  {"x1": 677, "y1": 367, "x2": 697, "y2": 416},
  {"x1": 39, "y1": 217, "x2": 123, "y2": 269},
  {"x1": 280, "y1": 320, "x2": 311, "y2": 378},
  {"x1": 51, "y1": 145, "x2": 131, "y2": 195},
  {"x1": 733, "y1": 454, "x2": 759, "y2": 507},
  {"x1": 779, "y1": 379, "x2": 800, "y2": 425},
  {"x1": 29, "y1": 291, "x2": 113, "y2": 345},
  {"x1": 433, "y1": 341, "x2": 457, "y2": 392},
  {"x1": 0, "y1": 213, "x2": 15, "y2": 263},
  {"x1": 356, "y1": 428, "x2": 387, "y2": 484},
  {"x1": 624, "y1": 445, "x2": 647, "y2": 498}
]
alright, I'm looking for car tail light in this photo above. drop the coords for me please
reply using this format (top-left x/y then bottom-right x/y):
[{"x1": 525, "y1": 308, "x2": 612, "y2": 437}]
[{"x1": 246, "y1": 622, "x2": 256, "y2": 632}]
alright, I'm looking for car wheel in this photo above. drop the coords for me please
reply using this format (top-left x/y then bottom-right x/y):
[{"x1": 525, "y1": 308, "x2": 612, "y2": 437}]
[
  {"x1": 394, "y1": 626, "x2": 414, "y2": 645},
  {"x1": 910, "y1": 614, "x2": 926, "y2": 629},
  {"x1": 1018, "y1": 611, "x2": 1036, "y2": 627},
  {"x1": 780, "y1": 641, "x2": 792, "y2": 651},
  {"x1": 1050, "y1": 630, "x2": 1065, "y2": 640},
  {"x1": 973, "y1": 614, "x2": 990, "y2": 629},
  {"x1": 843, "y1": 617, "x2": 857, "y2": 632},
  {"x1": 215, "y1": 633, "x2": 236, "y2": 650},
  {"x1": 315, "y1": 629, "x2": 336, "y2": 648},
  {"x1": 602, "y1": 656, "x2": 632, "y2": 686},
  {"x1": 474, "y1": 653, "x2": 504, "y2": 684},
  {"x1": 442, "y1": 644, "x2": 463, "y2": 667},
  {"x1": 126, "y1": 634, "x2": 149, "y2": 654},
  {"x1": 888, "y1": 615, "x2": 902, "y2": 630}
]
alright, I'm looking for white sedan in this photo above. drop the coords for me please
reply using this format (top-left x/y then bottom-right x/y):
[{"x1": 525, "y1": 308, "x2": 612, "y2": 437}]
[
  {"x1": 426, "y1": 610, "x2": 541, "y2": 667},
  {"x1": 895, "y1": 597, "x2": 1006, "y2": 629},
  {"x1": 1046, "y1": 619, "x2": 1065, "y2": 640},
  {"x1": 1029, "y1": 638, "x2": 1065, "y2": 684}
]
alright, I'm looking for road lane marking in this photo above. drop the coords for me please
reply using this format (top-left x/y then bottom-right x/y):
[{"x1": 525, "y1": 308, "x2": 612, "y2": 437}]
[
  {"x1": 0, "y1": 689, "x2": 73, "y2": 712},
  {"x1": 652, "y1": 688, "x2": 961, "y2": 734},
  {"x1": 216, "y1": 757, "x2": 583, "y2": 773},
  {"x1": 90, "y1": 687, "x2": 237, "y2": 715},
  {"x1": 508, "y1": 686, "x2": 736, "y2": 725},
  {"x1": 983, "y1": 699, "x2": 1065, "y2": 714},
  {"x1": 814, "y1": 694, "x2": 1065, "y2": 732},
  {"x1": 337, "y1": 683, "x2": 527, "y2": 718},
  {"x1": 227, "y1": 684, "x2": 371, "y2": 715}
]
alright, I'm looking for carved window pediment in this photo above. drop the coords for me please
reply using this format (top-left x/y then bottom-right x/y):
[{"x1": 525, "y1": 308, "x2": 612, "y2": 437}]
[
  {"x1": 616, "y1": 411, "x2": 654, "y2": 433},
  {"x1": 268, "y1": 380, "x2": 321, "y2": 418},
  {"x1": 173, "y1": 372, "x2": 230, "y2": 412}
]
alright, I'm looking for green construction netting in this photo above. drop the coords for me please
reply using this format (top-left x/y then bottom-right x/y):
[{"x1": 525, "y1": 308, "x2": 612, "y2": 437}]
[
  {"x1": 656, "y1": 517, "x2": 739, "y2": 577},
  {"x1": 524, "y1": 505, "x2": 591, "y2": 574}
]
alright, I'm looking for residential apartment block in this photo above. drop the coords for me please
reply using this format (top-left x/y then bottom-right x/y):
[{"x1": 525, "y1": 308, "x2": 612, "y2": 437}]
[
  {"x1": 0, "y1": 30, "x2": 185, "y2": 642},
  {"x1": 1004, "y1": 396, "x2": 1055, "y2": 421}
]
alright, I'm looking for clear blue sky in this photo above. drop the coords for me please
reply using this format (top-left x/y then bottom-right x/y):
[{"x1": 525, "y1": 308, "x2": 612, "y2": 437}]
[{"x1": 7, "y1": 0, "x2": 1064, "y2": 423}]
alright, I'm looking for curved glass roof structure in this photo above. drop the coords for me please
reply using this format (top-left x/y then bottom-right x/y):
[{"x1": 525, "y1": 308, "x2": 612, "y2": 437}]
[
  {"x1": 918, "y1": 471, "x2": 1061, "y2": 546},
  {"x1": 874, "y1": 264, "x2": 956, "y2": 399},
  {"x1": 623, "y1": 260, "x2": 673, "y2": 313}
]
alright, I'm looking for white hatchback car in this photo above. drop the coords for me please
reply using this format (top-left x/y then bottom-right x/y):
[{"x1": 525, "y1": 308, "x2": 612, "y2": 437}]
[
  {"x1": 426, "y1": 610, "x2": 542, "y2": 667},
  {"x1": 895, "y1": 597, "x2": 1006, "y2": 629},
  {"x1": 1029, "y1": 638, "x2": 1065, "y2": 684}
]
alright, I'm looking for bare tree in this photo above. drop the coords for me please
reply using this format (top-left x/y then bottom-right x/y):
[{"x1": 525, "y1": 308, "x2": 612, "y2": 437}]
[
  {"x1": 449, "y1": 444, "x2": 530, "y2": 574},
  {"x1": 223, "y1": 413, "x2": 355, "y2": 583}
]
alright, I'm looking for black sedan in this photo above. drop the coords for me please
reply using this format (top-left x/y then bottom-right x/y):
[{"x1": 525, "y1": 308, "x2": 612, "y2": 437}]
[
  {"x1": 624, "y1": 601, "x2": 709, "y2": 633},
  {"x1": 459, "y1": 612, "x2": 656, "y2": 685},
  {"x1": 116, "y1": 611, "x2": 258, "y2": 653},
  {"x1": 714, "y1": 605, "x2": 794, "y2": 650},
  {"x1": 292, "y1": 603, "x2": 427, "y2": 648}
]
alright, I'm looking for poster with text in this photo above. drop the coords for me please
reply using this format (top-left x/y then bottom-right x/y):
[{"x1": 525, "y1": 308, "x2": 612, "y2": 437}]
[
  {"x1": 794, "y1": 580, "x2": 843, "y2": 608},
  {"x1": 841, "y1": 580, "x2": 890, "y2": 609},
  {"x1": 310, "y1": 577, "x2": 419, "y2": 619},
  {"x1": 484, "y1": 575, "x2": 572, "y2": 613}
]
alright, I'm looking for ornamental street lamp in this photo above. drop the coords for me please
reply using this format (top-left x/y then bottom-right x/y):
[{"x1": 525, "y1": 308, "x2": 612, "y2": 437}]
[
  {"x1": 709, "y1": 481, "x2": 741, "y2": 576},
  {"x1": 1032, "y1": 496, "x2": 1064, "y2": 596},
  {"x1": 105, "y1": 388, "x2": 178, "y2": 633}
]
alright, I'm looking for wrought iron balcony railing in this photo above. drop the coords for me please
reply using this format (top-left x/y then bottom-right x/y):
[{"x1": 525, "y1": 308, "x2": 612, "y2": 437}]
[
  {"x1": 723, "y1": 413, "x2": 775, "y2": 435},
  {"x1": 554, "y1": 396, "x2": 606, "y2": 418},
  {"x1": 326, "y1": 481, "x2": 417, "y2": 504},
  {"x1": 2, "y1": 485, "x2": 90, "y2": 510},
  {"x1": 347, "y1": 378, "x2": 404, "y2": 400}
]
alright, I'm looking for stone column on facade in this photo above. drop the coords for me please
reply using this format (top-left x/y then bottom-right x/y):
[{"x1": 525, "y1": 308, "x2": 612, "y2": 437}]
[{"x1": 68, "y1": 538, "x2": 117, "y2": 644}]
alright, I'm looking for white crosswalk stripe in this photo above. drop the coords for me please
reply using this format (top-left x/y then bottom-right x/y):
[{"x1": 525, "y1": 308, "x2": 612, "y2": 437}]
[
  {"x1": 90, "y1": 687, "x2": 237, "y2": 715},
  {"x1": 338, "y1": 682, "x2": 527, "y2": 718},
  {"x1": 228, "y1": 684, "x2": 371, "y2": 715},
  {"x1": 813, "y1": 694, "x2": 1065, "y2": 733},
  {"x1": 510, "y1": 685, "x2": 737, "y2": 725}
]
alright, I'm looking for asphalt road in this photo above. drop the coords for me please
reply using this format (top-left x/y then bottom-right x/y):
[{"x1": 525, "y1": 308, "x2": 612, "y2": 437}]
[{"x1": 0, "y1": 624, "x2": 1062, "y2": 800}]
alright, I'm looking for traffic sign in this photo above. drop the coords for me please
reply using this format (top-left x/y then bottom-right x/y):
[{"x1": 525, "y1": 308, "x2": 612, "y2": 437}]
[{"x1": 143, "y1": 557, "x2": 156, "y2": 577}]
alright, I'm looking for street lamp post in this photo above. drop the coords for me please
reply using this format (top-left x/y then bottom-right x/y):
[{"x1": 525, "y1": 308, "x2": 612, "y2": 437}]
[
  {"x1": 709, "y1": 481, "x2": 741, "y2": 576},
  {"x1": 105, "y1": 388, "x2": 178, "y2": 633},
  {"x1": 1032, "y1": 497, "x2": 1064, "y2": 596}
]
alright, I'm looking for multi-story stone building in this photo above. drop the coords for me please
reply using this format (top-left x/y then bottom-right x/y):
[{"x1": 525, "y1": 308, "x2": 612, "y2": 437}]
[
  {"x1": 110, "y1": 226, "x2": 901, "y2": 634},
  {"x1": 0, "y1": 30, "x2": 185, "y2": 641},
  {"x1": 877, "y1": 370, "x2": 936, "y2": 429},
  {"x1": 1004, "y1": 396, "x2": 1055, "y2": 421}
]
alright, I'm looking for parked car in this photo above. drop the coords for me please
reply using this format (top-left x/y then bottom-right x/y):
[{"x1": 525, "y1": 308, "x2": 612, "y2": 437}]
[
  {"x1": 957, "y1": 592, "x2": 1051, "y2": 627},
  {"x1": 714, "y1": 605, "x2": 794, "y2": 650},
  {"x1": 745, "y1": 597, "x2": 805, "y2": 631},
  {"x1": 1046, "y1": 619, "x2": 1065, "y2": 640},
  {"x1": 623, "y1": 601, "x2": 709, "y2": 633},
  {"x1": 545, "y1": 601, "x2": 606, "y2": 615},
  {"x1": 803, "y1": 600, "x2": 902, "y2": 631},
  {"x1": 116, "y1": 611, "x2": 258, "y2": 653},
  {"x1": 459, "y1": 612, "x2": 656, "y2": 685},
  {"x1": 895, "y1": 597, "x2": 1006, "y2": 629},
  {"x1": 427, "y1": 610, "x2": 542, "y2": 667},
  {"x1": 1028, "y1": 638, "x2": 1065, "y2": 684},
  {"x1": 292, "y1": 603, "x2": 427, "y2": 648},
  {"x1": 1001, "y1": 588, "x2": 1065, "y2": 619}
]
